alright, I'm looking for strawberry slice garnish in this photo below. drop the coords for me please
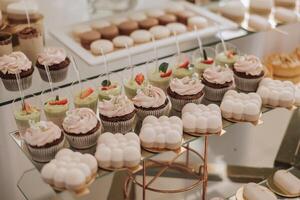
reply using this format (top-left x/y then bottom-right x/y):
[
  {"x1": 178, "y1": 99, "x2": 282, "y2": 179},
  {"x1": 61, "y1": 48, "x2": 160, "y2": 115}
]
[
  {"x1": 226, "y1": 50, "x2": 235, "y2": 59},
  {"x1": 49, "y1": 99, "x2": 68, "y2": 105},
  {"x1": 22, "y1": 102, "x2": 32, "y2": 113},
  {"x1": 160, "y1": 69, "x2": 172, "y2": 78},
  {"x1": 101, "y1": 85, "x2": 117, "y2": 91},
  {"x1": 135, "y1": 73, "x2": 144, "y2": 85},
  {"x1": 201, "y1": 58, "x2": 214, "y2": 65},
  {"x1": 179, "y1": 58, "x2": 189, "y2": 69},
  {"x1": 80, "y1": 88, "x2": 94, "y2": 99}
]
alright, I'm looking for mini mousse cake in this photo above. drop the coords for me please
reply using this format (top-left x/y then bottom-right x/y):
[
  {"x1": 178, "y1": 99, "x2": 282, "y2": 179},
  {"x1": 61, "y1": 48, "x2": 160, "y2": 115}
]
[
  {"x1": 62, "y1": 108, "x2": 101, "y2": 149},
  {"x1": 167, "y1": 76, "x2": 204, "y2": 111},
  {"x1": 148, "y1": 61, "x2": 173, "y2": 92},
  {"x1": 215, "y1": 46, "x2": 239, "y2": 68},
  {"x1": 98, "y1": 79, "x2": 122, "y2": 101},
  {"x1": 22, "y1": 121, "x2": 64, "y2": 162},
  {"x1": 202, "y1": 66, "x2": 234, "y2": 101},
  {"x1": 124, "y1": 73, "x2": 148, "y2": 99},
  {"x1": 36, "y1": 47, "x2": 70, "y2": 83},
  {"x1": 98, "y1": 95, "x2": 136, "y2": 133},
  {"x1": 0, "y1": 51, "x2": 33, "y2": 91},
  {"x1": 44, "y1": 95, "x2": 69, "y2": 127},
  {"x1": 74, "y1": 87, "x2": 98, "y2": 113},
  {"x1": 233, "y1": 55, "x2": 265, "y2": 92},
  {"x1": 193, "y1": 48, "x2": 215, "y2": 76},
  {"x1": 243, "y1": 183, "x2": 277, "y2": 200},
  {"x1": 173, "y1": 54, "x2": 194, "y2": 79},
  {"x1": 133, "y1": 84, "x2": 170, "y2": 121},
  {"x1": 273, "y1": 170, "x2": 300, "y2": 195}
]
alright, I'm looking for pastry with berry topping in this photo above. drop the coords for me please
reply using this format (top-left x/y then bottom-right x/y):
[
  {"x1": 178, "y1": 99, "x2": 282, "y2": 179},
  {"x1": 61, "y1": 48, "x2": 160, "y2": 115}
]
[
  {"x1": 98, "y1": 79, "x2": 121, "y2": 101},
  {"x1": 147, "y1": 61, "x2": 172, "y2": 92},
  {"x1": 44, "y1": 95, "x2": 69, "y2": 127},
  {"x1": 173, "y1": 54, "x2": 194, "y2": 79},
  {"x1": 124, "y1": 73, "x2": 148, "y2": 99},
  {"x1": 193, "y1": 48, "x2": 215, "y2": 77},
  {"x1": 215, "y1": 42, "x2": 239, "y2": 68},
  {"x1": 74, "y1": 87, "x2": 98, "y2": 113}
]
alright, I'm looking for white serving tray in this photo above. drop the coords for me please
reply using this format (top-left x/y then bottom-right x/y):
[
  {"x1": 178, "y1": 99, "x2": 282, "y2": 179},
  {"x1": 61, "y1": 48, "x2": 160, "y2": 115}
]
[{"x1": 50, "y1": 1, "x2": 238, "y2": 66}]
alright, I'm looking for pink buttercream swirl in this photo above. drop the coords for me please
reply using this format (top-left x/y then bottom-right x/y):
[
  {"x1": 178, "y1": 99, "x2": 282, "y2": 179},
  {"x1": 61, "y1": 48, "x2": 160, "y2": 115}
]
[
  {"x1": 0, "y1": 51, "x2": 32, "y2": 74},
  {"x1": 203, "y1": 66, "x2": 233, "y2": 84},
  {"x1": 133, "y1": 85, "x2": 166, "y2": 108},
  {"x1": 234, "y1": 55, "x2": 263, "y2": 76},
  {"x1": 99, "y1": 95, "x2": 135, "y2": 117},
  {"x1": 170, "y1": 77, "x2": 204, "y2": 95},
  {"x1": 23, "y1": 121, "x2": 61, "y2": 147},
  {"x1": 62, "y1": 108, "x2": 98, "y2": 134},
  {"x1": 37, "y1": 47, "x2": 67, "y2": 66}
]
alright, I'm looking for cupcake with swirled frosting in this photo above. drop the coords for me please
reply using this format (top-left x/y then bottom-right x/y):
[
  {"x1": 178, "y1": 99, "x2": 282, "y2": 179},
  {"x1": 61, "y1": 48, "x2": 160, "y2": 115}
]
[
  {"x1": 133, "y1": 84, "x2": 170, "y2": 121},
  {"x1": 167, "y1": 77, "x2": 204, "y2": 111},
  {"x1": 99, "y1": 94, "x2": 136, "y2": 133},
  {"x1": 23, "y1": 121, "x2": 64, "y2": 162},
  {"x1": 62, "y1": 107, "x2": 101, "y2": 149},
  {"x1": 0, "y1": 51, "x2": 33, "y2": 91},
  {"x1": 233, "y1": 55, "x2": 265, "y2": 92},
  {"x1": 202, "y1": 66, "x2": 234, "y2": 101},
  {"x1": 36, "y1": 47, "x2": 70, "y2": 82}
]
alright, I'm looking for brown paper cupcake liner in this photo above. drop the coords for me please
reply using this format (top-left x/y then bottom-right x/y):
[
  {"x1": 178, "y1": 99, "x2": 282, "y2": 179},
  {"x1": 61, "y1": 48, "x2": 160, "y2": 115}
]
[
  {"x1": 135, "y1": 102, "x2": 170, "y2": 121},
  {"x1": 1, "y1": 74, "x2": 32, "y2": 91},
  {"x1": 203, "y1": 85, "x2": 233, "y2": 102},
  {"x1": 65, "y1": 128, "x2": 101, "y2": 149},
  {"x1": 38, "y1": 67, "x2": 69, "y2": 83},
  {"x1": 102, "y1": 115, "x2": 136, "y2": 133},
  {"x1": 169, "y1": 95, "x2": 203, "y2": 112},
  {"x1": 234, "y1": 74, "x2": 263, "y2": 92},
  {"x1": 26, "y1": 137, "x2": 65, "y2": 162}
]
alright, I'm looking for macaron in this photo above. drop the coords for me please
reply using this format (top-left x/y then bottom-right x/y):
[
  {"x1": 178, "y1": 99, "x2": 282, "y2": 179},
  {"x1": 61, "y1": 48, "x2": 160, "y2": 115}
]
[
  {"x1": 98, "y1": 25, "x2": 119, "y2": 40},
  {"x1": 149, "y1": 25, "x2": 171, "y2": 40},
  {"x1": 166, "y1": 23, "x2": 187, "y2": 35},
  {"x1": 90, "y1": 39, "x2": 114, "y2": 55},
  {"x1": 118, "y1": 21, "x2": 139, "y2": 35},
  {"x1": 176, "y1": 11, "x2": 196, "y2": 24},
  {"x1": 187, "y1": 16, "x2": 208, "y2": 29},
  {"x1": 138, "y1": 18, "x2": 159, "y2": 29},
  {"x1": 130, "y1": 30, "x2": 152, "y2": 44},
  {"x1": 80, "y1": 30, "x2": 101, "y2": 50},
  {"x1": 146, "y1": 9, "x2": 165, "y2": 18},
  {"x1": 91, "y1": 20, "x2": 111, "y2": 31},
  {"x1": 113, "y1": 36, "x2": 134, "y2": 48},
  {"x1": 158, "y1": 14, "x2": 177, "y2": 25},
  {"x1": 72, "y1": 25, "x2": 92, "y2": 42},
  {"x1": 129, "y1": 12, "x2": 147, "y2": 22}
]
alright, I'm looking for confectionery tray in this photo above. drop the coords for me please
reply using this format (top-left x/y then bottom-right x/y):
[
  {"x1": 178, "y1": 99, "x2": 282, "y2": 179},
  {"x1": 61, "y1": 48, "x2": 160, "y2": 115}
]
[{"x1": 50, "y1": 1, "x2": 237, "y2": 66}]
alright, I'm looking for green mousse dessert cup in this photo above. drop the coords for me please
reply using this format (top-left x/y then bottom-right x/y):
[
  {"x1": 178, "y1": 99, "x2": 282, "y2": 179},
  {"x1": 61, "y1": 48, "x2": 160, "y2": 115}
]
[
  {"x1": 215, "y1": 42, "x2": 239, "y2": 68},
  {"x1": 124, "y1": 73, "x2": 148, "y2": 99},
  {"x1": 193, "y1": 47, "x2": 216, "y2": 77},
  {"x1": 98, "y1": 80, "x2": 122, "y2": 101},
  {"x1": 44, "y1": 95, "x2": 69, "y2": 127},
  {"x1": 147, "y1": 61, "x2": 172, "y2": 92},
  {"x1": 74, "y1": 87, "x2": 98, "y2": 113},
  {"x1": 172, "y1": 54, "x2": 194, "y2": 79}
]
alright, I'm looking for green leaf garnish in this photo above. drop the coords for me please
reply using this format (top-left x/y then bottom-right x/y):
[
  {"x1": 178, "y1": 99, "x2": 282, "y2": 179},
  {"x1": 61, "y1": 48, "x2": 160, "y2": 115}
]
[
  {"x1": 101, "y1": 80, "x2": 111, "y2": 87},
  {"x1": 159, "y1": 62, "x2": 169, "y2": 73},
  {"x1": 55, "y1": 95, "x2": 59, "y2": 101}
]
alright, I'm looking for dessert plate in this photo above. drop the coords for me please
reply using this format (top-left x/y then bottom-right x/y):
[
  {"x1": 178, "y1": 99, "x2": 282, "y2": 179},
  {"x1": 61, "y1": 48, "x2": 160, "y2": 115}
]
[
  {"x1": 235, "y1": 187, "x2": 245, "y2": 200},
  {"x1": 266, "y1": 174, "x2": 300, "y2": 198}
]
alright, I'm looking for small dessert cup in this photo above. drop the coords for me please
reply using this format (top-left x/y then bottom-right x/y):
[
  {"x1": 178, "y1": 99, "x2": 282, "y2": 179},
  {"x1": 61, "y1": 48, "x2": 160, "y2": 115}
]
[
  {"x1": 192, "y1": 47, "x2": 215, "y2": 77},
  {"x1": 215, "y1": 42, "x2": 239, "y2": 68},
  {"x1": 98, "y1": 72, "x2": 122, "y2": 101},
  {"x1": 172, "y1": 53, "x2": 194, "y2": 79}
]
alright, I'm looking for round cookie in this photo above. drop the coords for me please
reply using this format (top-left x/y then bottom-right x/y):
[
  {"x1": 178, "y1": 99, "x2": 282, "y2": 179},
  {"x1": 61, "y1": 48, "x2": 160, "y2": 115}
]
[
  {"x1": 80, "y1": 30, "x2": 101, "y2": 50},
  {"x1": 129, "y1": 12, "x2": 147, "y2": 22},
  {"x1": 149, "y1": 25, "x2": 171, "y2": 40},
  {"x1": 166, "y1": 23, "x2": 187, "y2": 35},
  {"x1": 130, "y1": 30, "x2": 152, "y2": 44},
  {"x1": 113, "y1": 36, "x2": 134, "y2": 48},
  {"x1": 138, "y1": 18, "x2": 159, "y2": 30},
  {"x1": 176, "y1": 11, "x2": 196, "y2": 24},
  {"x1": 72, "y1": 25, "x2": 92, "y2": 42},
  {"x1": 98, "y1": 25, "x2": 119, "y2": 40},
  {"x1": 158, "y1": 14, "x2": 177, "y2": 25},
  {"x1": 118, "y1": 21, "x2": 139, "y2": 35},
  {"x1": 187, "y1": 16, "x2": 208, "y2": 29},
  {"x1": 91, "y1": 20, "x2": 111, "y2": 31},
  {"x1": 146, "y1": 9, "x2": 165, "y2": 18},
  {"x1": 90, "y1": 39, "x2": 114, "y2": 55}
]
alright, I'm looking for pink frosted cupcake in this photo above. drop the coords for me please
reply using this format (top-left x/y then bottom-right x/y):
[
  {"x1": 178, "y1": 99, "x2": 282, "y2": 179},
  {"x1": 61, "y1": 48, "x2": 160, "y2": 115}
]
[
  {"x1": 167, "y1": 77, "x2": 204, "y2": 111},
  {"x1": 62, "y1": 108, "x2": 101, "y2": 149},
  {"x1": 22, "y1": 121, "x2": 64, "y2": 162},
  {"x1": 133, "y1": 84, "x2": 170, "y2": 121},
  {"x1": 233, "y1": 55, "x2": 264, "y2": 92},
  {"x1": 202, "y1": 66, "x2": 234, "y2": 101},
  {"x1": 99, "y1": 95, "x2": 136, "y2": 133}
]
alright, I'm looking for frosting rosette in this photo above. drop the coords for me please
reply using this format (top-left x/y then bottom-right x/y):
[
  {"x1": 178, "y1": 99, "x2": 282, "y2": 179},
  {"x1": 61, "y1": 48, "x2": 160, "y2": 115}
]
[
  {"x1": 133, "y1": 85, "x2": 166, "y2": 108},
  {"x1": 170, "y1": 77, "x2": 204, "y2": 95},
  {"x1": 0, "y1": 51, "x2": 32, "y2": 74},
  {"x1": 37, "y1": 47, "x2": 67, "y2": 66},
  {"x1": 99, "y1": 95, "x2": 135, "y2": 117},
  {"x1": 203, "y1": 66, "x2": 233, "y2": 84},
  {"x1": 234, "y1": 55, "x2": 263, "y2": 75},
  {"x1": 23, "y1": 121, "x2": 61, "y2": 147},
  {"x1": 62, "y1": 108, "x2": 98, "y2": 134}
]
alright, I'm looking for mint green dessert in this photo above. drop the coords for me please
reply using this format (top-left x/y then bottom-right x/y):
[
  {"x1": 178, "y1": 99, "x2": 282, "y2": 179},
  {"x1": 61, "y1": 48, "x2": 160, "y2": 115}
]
[
  {"x1": 98, "y1": 80, "x2": 121, "y2": 101},
  {"x1": 74, "y1": 87, "x2": 98, "y2": 113},
  {"x1": 193, "y1": 49, "x2": 215, "y2": 76},
  {"x1": 124, "y1": 73, "x2": 147, "y2": 99},
  {"x1": 215, "y1": 51, "x2": 239, "y2": 68},
  {"x1": 148, "y1": 62, "x2": 172, "y2": 92},
  {"x1": 173, "y1": 67, "x2": 194, "y2": 79},
  {"x1": 44, "y1": 96, "x2": 69, "y2": 127}
]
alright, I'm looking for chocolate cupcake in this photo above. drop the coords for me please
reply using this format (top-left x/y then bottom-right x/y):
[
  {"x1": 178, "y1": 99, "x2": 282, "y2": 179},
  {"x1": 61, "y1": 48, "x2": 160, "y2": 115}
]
[
  {"x1": 63, "y1": 108, "x2": 101, "y2": 149},
  {"x1": 118, "y1": 21, "x2": 139, "y2": 35},
  {"x1": 36, "y1": 47, "x2": 70, "y2": 82},
  {"x1": 22, "y1": 121, "x2": 65, "y2": 162},
  {"x1": 99, "y1": 95, "x2": 136, "y2": 133},
  {"x1": 233, "y1": 55, "x2": 265, "y2": 92},
  {"x1": 0, "y1": 51, "x2": 33, "y2": 91},
  {"x1": 202, "y1": 66, "x2": 234, "y2": 101},
  {"x1": 167, "y1": 77, "x2": 204, "y2": 111},
  {"x1": 133, "y1": 84, "x2": 170, "y2": 121},
  {"x1": 80, "y1": 30, "x2": 101, "y2": 50}
]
